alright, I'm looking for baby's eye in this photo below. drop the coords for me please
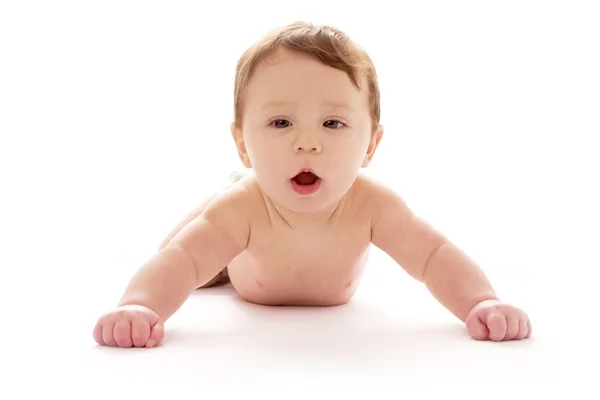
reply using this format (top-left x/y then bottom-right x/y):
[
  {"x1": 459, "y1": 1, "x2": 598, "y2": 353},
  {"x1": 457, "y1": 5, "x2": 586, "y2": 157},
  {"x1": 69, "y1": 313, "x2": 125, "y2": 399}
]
[
  {"x1": 323, "y1": 120, "x2": 344, "y2": 129},
  {"x1": 271, "y1": 119, "x2": 292, "y2": 128}
]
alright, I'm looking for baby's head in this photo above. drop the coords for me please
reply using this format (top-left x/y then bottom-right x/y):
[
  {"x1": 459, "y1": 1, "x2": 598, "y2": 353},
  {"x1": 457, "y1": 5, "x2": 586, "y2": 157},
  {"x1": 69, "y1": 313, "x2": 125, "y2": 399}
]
[{"x1": 230, "y1": 21, "x2": 384, "y2": 214}]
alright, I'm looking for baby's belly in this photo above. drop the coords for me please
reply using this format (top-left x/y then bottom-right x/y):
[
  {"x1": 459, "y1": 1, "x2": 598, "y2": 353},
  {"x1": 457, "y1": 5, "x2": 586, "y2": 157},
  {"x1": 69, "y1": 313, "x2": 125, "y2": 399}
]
[{"x1": 227, "y1": 246, "x2": 371, "y2": 306}]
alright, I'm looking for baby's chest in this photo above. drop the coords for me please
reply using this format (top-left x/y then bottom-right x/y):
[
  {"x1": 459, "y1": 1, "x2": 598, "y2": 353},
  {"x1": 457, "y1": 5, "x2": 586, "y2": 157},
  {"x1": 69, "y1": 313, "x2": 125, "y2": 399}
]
[{"x1": 245, "y1": 223, "x2": 372, "y2": 274}]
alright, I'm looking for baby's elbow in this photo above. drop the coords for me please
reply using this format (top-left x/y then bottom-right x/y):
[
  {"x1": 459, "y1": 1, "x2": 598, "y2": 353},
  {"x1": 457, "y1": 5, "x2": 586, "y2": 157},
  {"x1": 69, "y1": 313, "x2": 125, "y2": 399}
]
[{"x1": 421, "y1": 242, "x2": 449, "y2": 283}]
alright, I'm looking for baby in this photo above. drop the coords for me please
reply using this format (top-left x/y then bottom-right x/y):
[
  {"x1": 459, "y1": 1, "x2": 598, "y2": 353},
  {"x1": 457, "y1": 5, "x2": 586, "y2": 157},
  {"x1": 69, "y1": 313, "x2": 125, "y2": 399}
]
[{"x1": 93, "y1": 21, "x2": 531, "y2": 348}]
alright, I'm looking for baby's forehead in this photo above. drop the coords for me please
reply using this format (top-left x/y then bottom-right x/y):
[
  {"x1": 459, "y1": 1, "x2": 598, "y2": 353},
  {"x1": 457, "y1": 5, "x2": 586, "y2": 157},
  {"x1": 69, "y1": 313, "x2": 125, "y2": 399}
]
[
  {"x1": 257, "y1": 99, "x2": 360, "y2": 115},
  {"x1": 247, "y1": 59, "x2": 369, "y2": 105}
]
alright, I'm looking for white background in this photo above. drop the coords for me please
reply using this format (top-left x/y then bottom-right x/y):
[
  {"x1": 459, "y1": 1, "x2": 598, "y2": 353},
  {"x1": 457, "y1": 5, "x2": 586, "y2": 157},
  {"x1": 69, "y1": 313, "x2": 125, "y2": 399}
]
[{"x1": 1, "y1": 0, "x2": 598, "y2": 398}]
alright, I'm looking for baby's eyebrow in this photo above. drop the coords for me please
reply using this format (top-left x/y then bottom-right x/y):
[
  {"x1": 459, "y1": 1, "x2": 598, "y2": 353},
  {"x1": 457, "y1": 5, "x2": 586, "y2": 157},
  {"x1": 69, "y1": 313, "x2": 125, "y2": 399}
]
[{"x1": 261, "y1": 100, "x2": 356, "y2": 114}]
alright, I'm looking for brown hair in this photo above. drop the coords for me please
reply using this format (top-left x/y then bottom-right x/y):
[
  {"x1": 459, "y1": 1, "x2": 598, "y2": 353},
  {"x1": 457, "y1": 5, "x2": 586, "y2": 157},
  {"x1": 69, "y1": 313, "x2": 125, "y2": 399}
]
[{"x1": 232, "y1": 21, "x2": 381, "y2": 133}]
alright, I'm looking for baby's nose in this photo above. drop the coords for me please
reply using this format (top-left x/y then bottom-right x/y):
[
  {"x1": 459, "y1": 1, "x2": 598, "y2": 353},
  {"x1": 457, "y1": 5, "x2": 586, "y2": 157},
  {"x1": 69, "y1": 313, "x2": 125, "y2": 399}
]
[
  {"x1": 294, "y1": 133, "x2": 322, "y2": 153},
  {"x1": 296, "y1": 144, "x2": 321, "y2": 152}
]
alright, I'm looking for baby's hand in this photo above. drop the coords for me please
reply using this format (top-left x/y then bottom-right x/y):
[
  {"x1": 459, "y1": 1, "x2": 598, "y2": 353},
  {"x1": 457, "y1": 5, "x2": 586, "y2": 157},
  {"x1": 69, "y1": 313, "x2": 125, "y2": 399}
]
[
  {"x1": 93, "y1": 305, "x2": 164, "y2": 348},
  {"x1": 465, "y1": 300, "x2": 532, "y2": 341}
]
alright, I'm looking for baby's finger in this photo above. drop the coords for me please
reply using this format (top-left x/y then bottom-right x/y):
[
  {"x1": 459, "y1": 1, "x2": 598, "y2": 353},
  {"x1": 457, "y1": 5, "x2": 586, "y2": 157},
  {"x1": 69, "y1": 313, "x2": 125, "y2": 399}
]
[
  {"x1": 466, "y1": 313, "x2": 489, "y2": 340},
  {"x1": 131, "y1": 317, "x2": 151, "y2": 347},
  {"x1": 113, "y1": 318, "x2": 133, "y2": 348},
  {"x1": 101, "y1": 318, "x2": 117, "y2": 347},
  {"x1": 504, "y1": 314, "x2": 520, "y2": 340},
  {"x1": 526, "y1": 318, "x2": 532, "y2": 338},
  {"x1": 93, "y1": 321, "x2": 105, "y2": 346},
  {"x1": 487, "y1": 312, "x2": 507, "y2": 342},
  {"x1": 515, "y1": 315, "x2": 529, "y2": 340},
  {"x1": 145, "y1": 323, "x2": 164, "y2": 348}
]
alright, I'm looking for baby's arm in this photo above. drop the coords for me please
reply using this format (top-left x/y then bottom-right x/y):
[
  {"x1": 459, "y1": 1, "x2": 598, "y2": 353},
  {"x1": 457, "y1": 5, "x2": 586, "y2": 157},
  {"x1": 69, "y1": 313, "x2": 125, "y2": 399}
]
[
  {"x1": 370, "y1": 185, "x2": 497, "y2": 321},
  {"x1": 94, "y1": 187, "x2": 250, "y2": 347},
  {"x1": 369, "y1": 181, "x2": 531, "y2": 340},
  {"x1": 119, "y1": 188, "x2": 250, "y2": 320}
]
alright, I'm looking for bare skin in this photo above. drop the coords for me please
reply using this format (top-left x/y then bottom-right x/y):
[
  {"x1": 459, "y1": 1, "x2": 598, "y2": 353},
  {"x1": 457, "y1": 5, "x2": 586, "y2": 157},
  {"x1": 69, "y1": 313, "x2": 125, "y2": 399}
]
[
  {"x1": 155, "y1": 192, "x2": 229, "y2": 288},
  {"x1": 93, "y1": 173, "x2": 531, "y2": 348},
  {"x1": 93, "y1": 44, "x2": 531, "y2": 349}
]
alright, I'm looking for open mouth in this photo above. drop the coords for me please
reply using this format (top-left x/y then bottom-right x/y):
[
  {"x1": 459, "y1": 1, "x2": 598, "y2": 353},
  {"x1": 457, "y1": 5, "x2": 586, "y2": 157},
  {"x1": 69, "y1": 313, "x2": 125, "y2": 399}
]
[{"x1": 290, "y1": 170, "x2": 322, "y2": 195}]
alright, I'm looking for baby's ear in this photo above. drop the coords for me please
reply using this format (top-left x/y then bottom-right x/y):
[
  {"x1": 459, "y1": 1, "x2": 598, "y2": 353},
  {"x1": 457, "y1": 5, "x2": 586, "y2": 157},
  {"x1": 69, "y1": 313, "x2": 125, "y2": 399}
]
[
  {"x1": 230, "y1": 122, "x2": 251, "y2": 168},
  {"x1": 362, "y1": 125, "x2": 384, "y2": 167}
]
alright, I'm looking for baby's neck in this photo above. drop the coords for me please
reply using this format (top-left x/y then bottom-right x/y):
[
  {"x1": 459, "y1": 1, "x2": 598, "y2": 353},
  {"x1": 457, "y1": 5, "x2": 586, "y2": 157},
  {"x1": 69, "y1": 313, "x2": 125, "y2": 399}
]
[{"x1": 265, "y1": 194, "x2": 348, "y2": 229}]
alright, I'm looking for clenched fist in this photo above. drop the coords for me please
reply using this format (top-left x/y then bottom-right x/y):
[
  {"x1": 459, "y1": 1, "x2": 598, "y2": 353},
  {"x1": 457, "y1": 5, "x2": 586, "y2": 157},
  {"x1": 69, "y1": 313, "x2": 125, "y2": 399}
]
[
  {"x1": 466, "y1": 299, "x2": 532, "y2": 341},
  {"x1": 93, "y1": 305, "x2": 165, "y2": 348}
]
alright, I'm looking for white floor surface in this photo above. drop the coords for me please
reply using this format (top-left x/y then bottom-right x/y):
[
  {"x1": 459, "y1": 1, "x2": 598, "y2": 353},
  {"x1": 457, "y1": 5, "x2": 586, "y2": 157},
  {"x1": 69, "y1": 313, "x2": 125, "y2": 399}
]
[{"x1": 2, "y1": 245, "x2": 588, "y2": 399}]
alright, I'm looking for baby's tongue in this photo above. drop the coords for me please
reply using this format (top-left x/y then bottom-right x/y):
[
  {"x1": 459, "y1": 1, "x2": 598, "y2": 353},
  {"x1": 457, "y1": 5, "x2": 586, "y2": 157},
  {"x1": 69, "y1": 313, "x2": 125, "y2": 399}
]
[{"x1": 293, "y1": 171, "x2": 318, "y2": 185}]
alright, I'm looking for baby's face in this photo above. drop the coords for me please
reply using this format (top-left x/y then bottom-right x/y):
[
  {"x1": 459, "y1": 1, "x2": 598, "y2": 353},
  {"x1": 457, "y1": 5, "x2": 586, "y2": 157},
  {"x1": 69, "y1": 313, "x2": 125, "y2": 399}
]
[{"x1": 234, "y1": 47, "x2": 380, "y2": 214}]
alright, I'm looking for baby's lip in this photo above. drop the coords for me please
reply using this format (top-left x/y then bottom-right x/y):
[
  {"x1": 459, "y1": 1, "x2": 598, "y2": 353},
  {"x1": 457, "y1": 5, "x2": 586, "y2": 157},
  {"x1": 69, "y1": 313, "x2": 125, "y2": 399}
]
[{"x1": 292, "y1": 168, "x2": 319, "y2": 178}]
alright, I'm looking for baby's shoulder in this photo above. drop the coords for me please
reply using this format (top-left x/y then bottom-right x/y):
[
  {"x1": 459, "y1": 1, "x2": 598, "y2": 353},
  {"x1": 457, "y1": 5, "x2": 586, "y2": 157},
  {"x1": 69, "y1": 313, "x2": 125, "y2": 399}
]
[
  {"x1": 353, "y1": 173, "x2": 403, "y2": 204},
  {"x1": 352, "y1": 174, "x2": 411, "y2": 220},
  {"x1": 208, "y1": 172, "x2": 264, "y2": 216}
]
